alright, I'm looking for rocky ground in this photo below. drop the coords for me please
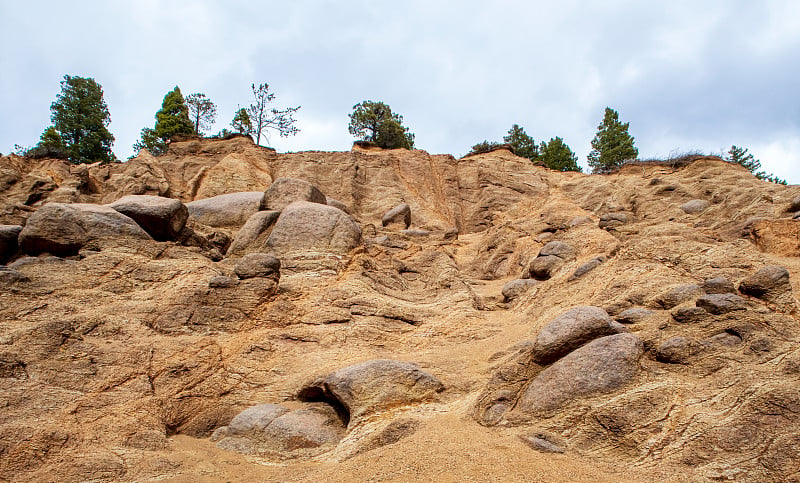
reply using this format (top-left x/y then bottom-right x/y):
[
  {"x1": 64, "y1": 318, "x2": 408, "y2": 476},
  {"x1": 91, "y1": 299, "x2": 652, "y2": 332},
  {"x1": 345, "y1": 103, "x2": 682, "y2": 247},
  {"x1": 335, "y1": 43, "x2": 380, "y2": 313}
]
[{"x1": 1, "y1": 137, "x2": 800, "y2": 482}]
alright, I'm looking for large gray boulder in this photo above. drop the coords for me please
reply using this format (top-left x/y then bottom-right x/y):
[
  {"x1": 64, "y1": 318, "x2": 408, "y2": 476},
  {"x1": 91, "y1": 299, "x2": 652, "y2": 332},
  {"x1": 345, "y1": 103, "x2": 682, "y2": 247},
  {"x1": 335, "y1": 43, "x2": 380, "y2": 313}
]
[
  {"x1": 212, "y1": 403, "x2": 345, "y2": 458},
  {"x1": 502, "y1": 279, "x2": 539, "y2": 302},
  {"x1": 261, "y1": 178, "x2": 326, "y2": 211},
  {"x1": 0, "y1": 225, "x2": 22, "y2": 264},
  {"x1": 266, "y1": 201, "x2": 362, "y2": 256},
  {"x1": 382, "y1": 203, "x2": 411, "y2": 229},
  {"x1": 186, "y1": 192, "x2": 265, "y2": 228},
  {"x1": 514, "y1": 334, "x2": 644, "y2": 415},
  {"x1": 298, "y1": 359, "x2": 444, "y2": 424},
  {"x1": 226, "y1": 210, "x2": 280, "y2": 256},
  {"x1": 527, "y1": 255, "x2": 563, "y2": 280},
  {"x1": 108, "y1": 195, "x2": 188, "y2": 241},
  {"x1": 234, "y1": 253, "x2": 281, "y2": 281},
  {"x1": 18, "y1": 203, "x2": 151, "y2": 256},
  {"x1": 530, "y1": 306, "x2": 626, "y2": 365}
]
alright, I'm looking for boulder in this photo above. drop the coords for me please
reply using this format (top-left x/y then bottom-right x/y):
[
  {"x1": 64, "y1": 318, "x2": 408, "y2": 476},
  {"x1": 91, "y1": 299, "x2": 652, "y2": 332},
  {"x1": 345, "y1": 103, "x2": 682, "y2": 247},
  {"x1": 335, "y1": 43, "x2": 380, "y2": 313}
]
[
  {"x1": 789, "y1": 194, "x2": 800, "y2": 212},
  {"x1": 0, "y1": 267, "x2": 28, "y2": 284},
  {"x1": 672, "y1": 306, "x2": 709, "y2": 323},
  {"x1": 568, "y1": 256, "x2": 605, "y2": 281},
  {"x1": 701, "y1": 277, "x2": 736, "y2": 294},
  {"x1": 652, "y1": 284, "x2": 703, "y2": 309},
  {"x1": 0, "y1": 225, "x2": 22, "y2": 264},
  {"x1": 502, "y1": 279, "x2": 539, "y2": 302},
  {"x1": 326, "y1": 196, "x2": 350, "y2": 214},
  {"x1": 514, "y1": 334, "x2": 644, "y2": 415},
  {"x1": 680, "y1": 199, "x2": 710, "y2": 214},
  {"x1": 213, "y1": 402, "x2": 345, "y2": 457},
  {"x1": 298, "y1": 359, "x2": 444, "y2": 424},
  {"x1": 382, "y1": 203, "x2": 411, "y2": 229},
  {"x1": 599, "y1": 212, "x2": 630, "y2": 229},
  {"x1": 209, "y1": 275, "x2": 238, "y2": 288},
  {"x1": 530, "y1": 306, "x2": 626, "y2": 365},
  {"x1": 615, "y1": 307, "x2": 653, "y2": 324},
  {"x1": 234, "y1": 253, "x2": 281, "y2": 280},
  {"x1": 538, "y1": 241, "x2": 576, "y2": 259},
  {"x1": 261, "y1": 178, "x2": 326, "y2": 211},
  {"x1": 528, "y1": 255, "x2": 563, "y2": 280},
  {"x1": 739, "y1": 266, "x2": 795, "y2": 312},
  {"x1": 226, "y1": 210, "x2": 281, "y2": 257},
  {"x1": 739, "y1": 266, "x2": 791, "y2": 297},
  {"x1": 18, "y1": 203, "x2": 152, "y2": 256},
  {"x1": 696, "y1": 293, "x2": 747, "y2": 315},
  {"x1": 108, "y1": 195, "x2": 188, "y2": 241},
  {"x1": 186, "y1": 192, "x2": 265, "y2": 228},
  {"x1": 266, "y1": 201, "x2": 362, "y2": 256},
  {"x1": 401, "y1": 229, "x2": 430, "y2": 237},
  {"x1": 656, "y1": 336, "x2": 697, "y2": 364}
]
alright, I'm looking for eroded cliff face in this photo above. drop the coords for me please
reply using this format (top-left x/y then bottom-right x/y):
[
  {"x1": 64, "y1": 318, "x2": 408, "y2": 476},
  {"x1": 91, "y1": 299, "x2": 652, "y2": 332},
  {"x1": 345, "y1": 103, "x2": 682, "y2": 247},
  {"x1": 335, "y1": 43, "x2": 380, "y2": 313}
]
[{"x1": 1, "y1": 137, "x2": 800, "y2": 482}]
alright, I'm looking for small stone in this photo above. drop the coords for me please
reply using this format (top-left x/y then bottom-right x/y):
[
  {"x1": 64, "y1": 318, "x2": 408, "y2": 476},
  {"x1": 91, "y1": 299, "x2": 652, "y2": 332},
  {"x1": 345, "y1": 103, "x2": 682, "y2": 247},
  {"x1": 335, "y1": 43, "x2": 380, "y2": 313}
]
[
  {"x1": 0, "y1": 267, "x2": 28, "y2": 284},
  {"x1": 696, "y1": 293, "x2": 747, "y2": 315},
  {"x1": 569, "y1": 257, "x2": 605, "y2": 281},
  {"x1": 518, "y1": 432, "x2": 565, "y2": 453},
  {"x1": 401, "y1": 229, "x2": 430, "y2": 237},
  {"x1": 528, "y1": 255, "x2": 563, "y2": 280},
  {"x1": 234, "y1": 253, "x2": 281, "y2": 280},
  {"x1": 656, "y1": 336, "x2": 697, "y2": 364},
  {"x1": 538, "y1": 241, "x2": 576, "y2": 259},
  {"x1": 653, "y1": 284, "x2": 703, "y2": 309},
  {"x1": 672, "y1": 306, "x2": 709, "y2": 323},
  {"x1": 739, "y1": 266, "x2": 790, "y2": 297},
  {"x1": 502, "y1": 279, "x2": 539, "y2": 301},
  {"x1": 599, "y1": 212, "x2": 630, "y2": 229},
  {"x1": 701, "y1": 277, "x2": 736, "y2": 294},
  {"x1": 382, "y1": 203, "x2": 412, "y2": 229},
  {"x1": 680, "y1": 199, "x2": 710, "y2": 214},
  {"x1": 615, "y1": 308, "x2": 653, "y2": 324}
]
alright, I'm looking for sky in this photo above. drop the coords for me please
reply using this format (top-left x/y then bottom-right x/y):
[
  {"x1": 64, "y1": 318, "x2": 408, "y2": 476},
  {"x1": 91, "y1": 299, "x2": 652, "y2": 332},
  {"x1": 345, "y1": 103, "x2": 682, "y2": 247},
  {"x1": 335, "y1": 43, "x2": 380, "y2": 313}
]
[{"x1": 1, "y1": 1, "x2": 799, "y2": 181}]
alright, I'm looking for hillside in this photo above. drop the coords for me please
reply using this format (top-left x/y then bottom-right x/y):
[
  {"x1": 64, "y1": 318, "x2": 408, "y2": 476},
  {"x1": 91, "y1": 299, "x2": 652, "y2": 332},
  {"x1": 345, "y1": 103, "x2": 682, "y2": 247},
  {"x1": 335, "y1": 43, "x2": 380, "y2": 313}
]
[{"x1": 1, "y1": 137, "x2": 800, "y2": 482}]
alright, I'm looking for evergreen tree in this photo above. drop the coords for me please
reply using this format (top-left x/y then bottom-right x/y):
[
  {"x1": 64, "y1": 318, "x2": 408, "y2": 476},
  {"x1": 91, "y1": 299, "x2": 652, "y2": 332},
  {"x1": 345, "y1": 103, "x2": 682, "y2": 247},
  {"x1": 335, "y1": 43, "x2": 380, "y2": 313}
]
[
  {"x1": 725, "y1": 145, "x2": 786, "y2": 185},
  {"x1": 231, "y1": 108, "x2": 253, "y2": 135},
  {"x1": 50, "y1": 75, "x2": 115, "y2": 164},
  {"x1": 185, "y1": 93, "x2": 217, "y2": 136},
  {"x1": 467, "y1": 140, "x2": 501, "y2": 156},
  {"x1": 26, "y1": 126, "x2": 68, "y2": 159},
  {"x1": 587, "y1": 107, "x2": 638, "y2": 173},
  {"x1": 503, "y1": 124, "x2": 538, "y2": 161},
  {"x1": 134, "y1": 86, "x2": 195, "y2": 155},
  {"x1": 348, "y1": 101, "x2": 415, "y2": 149},
  {"x1": 539, "y1": 137, "x2": 582, "y2": 172}
]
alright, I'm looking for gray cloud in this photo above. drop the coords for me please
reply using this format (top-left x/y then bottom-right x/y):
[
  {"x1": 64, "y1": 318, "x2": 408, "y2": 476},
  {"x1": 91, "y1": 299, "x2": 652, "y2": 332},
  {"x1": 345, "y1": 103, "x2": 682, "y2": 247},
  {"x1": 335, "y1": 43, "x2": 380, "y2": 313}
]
[{"x1": 1, "y1": 0, "x2": 798, "y2": 181}]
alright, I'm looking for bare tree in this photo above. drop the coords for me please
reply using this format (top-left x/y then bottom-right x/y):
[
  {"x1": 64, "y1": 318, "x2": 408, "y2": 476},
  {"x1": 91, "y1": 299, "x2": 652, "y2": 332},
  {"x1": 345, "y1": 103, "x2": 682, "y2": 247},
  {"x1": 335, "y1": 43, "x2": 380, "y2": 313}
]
[
  {"x1": 185, "y1": 93, "x2": 217, "y2": 136},
  {"x1": 245, "y1": 83, "x2": 300, "y2": 145}
]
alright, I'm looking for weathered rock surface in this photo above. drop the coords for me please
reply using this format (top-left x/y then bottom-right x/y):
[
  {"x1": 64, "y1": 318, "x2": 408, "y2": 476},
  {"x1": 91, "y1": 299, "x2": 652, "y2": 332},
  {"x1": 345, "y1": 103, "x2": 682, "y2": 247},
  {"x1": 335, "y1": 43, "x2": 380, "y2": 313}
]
[
  {"x1": 680, "y1": 199, "x2": 710, "y2": 213},
  {"x1": 382, "y1": 203, "x2": 411, "y2": 229},
  {"x1": 18, "y1": 202, "x2": 152, "y2": 256},
  {"x1": 0, "y1": 224, "x2": 22, "y2": 263},
  {"x1": 696, "y1": 293, "x2": 747, "y2": 314},
  {"x1": 266, "y1": 201, "x2": 362, "y2": 256},
  {"x1": 186, "y1": 191, "x2": 265, "y2": 228},
  {"x1": 261, "y1": 178, "x2": 327, "y2": 211},
  {"x1": 656, "y1": 336, "x2": 698, "y2": 364},
  {"x1": 514, "y1": 334, "x2": 644, "y2": 414},
  {"x1": 226, "y1": 210, "x2": 280, "y2": 256},
  {"x1": 530, "y1": 306, "x2": 626, "y2": 365},
  {"x1": 234, "y1": 253, "x2": 281, "y2": 280},
  {"x1": 569, "y1": 256, "x2": 605, "y2": 281},
  {"x1": 298, "y1": 359, "x2": 444, "y2": 424},
  {"x1": 739, "y1": 266, "x2": 796, "y2": 312},
  {"x1": 701, "y1": 277, "x2": 736, "y2": 294},
  {"x1": 615, "y1": 307, "x2": 653, "y2": 324},
  {"x1": 109, "y1": 194, "x2": 188, "y2": 241},
  {"x1": 502, "y1": 279, "x2": 538, "y2": 301},
  {"x1": 652, "y1": 284, "x2": 703, "y2": 309}
]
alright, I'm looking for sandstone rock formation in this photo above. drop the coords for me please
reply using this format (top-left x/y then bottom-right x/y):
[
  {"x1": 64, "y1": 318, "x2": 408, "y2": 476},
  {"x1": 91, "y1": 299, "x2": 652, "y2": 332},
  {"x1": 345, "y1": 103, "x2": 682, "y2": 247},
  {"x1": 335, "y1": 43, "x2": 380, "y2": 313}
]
[
  {"x1": 109, "y1": 194, "x2": 188, "y2": 241},
  {"x1": 3, "y1": 140, "x2": 800, "y2": 481}
]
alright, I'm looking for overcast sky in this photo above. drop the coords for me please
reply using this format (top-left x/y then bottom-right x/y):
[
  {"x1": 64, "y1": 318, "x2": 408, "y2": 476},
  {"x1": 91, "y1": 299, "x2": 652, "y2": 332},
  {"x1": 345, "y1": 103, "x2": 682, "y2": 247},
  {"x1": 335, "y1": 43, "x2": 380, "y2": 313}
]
[{"x1": 2, "y1": 1, "x2": 798, "y2": 181}]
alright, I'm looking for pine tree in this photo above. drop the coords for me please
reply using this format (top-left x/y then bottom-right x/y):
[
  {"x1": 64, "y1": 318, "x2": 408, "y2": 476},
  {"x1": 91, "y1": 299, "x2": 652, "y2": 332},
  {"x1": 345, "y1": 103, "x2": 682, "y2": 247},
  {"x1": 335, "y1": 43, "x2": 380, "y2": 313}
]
[
  {"x1": 134, "y1": 86, "x2": 195, "y2": 155},
  {"x1": 185, "y1": 93, "x2": 217, "y2": 136},
  {"x1": 231, "y1": 108, "x2": 253, "y2": 135},
  {"x1": 467, "y1": 140, "x2": 501, "y2": 156},
  {"x1": 26, "y1": 126, "x2": 68, "y2": 159},
  {"x1": 49, "y1": 75, "x2": 115, "y2": 164},
  {"x1": 539, "y1": 137, "x2": 582, "y2": 172},
  {"x1": 725, "y1": 145, "x2": 786, "y2": 185},
  {"x1": 503, "y1": 124, "x2": 538, "y2": 161},
  {"x1": 348, "y1": 101, "x2": 415, "y2": 149},
  {"x1": 245, "y1": 83, "x2": 300, "y2": 146},
  {"x1": 587, "y1": 107, "x2": 638, "y2": 173}
]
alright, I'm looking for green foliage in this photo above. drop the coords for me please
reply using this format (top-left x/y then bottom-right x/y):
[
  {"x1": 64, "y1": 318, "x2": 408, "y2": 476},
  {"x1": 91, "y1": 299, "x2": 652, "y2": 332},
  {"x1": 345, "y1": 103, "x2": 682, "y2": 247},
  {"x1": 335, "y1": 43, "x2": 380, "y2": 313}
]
[
  {"x1": 185, "y1": 93, "x2": 217, "y2": 136},
  {"x1": 725, "y1": 145, "x2": 786, "y2": 184},
  {"x1": 50, "y1": 75, "x2": 115, "y2": 164},
  {"x1": 26, "y1": 126, "x2": 69, "y2": 159},
  {"x1": 503, "y1": 124, "x2": 538, "y2": 160},
  {"x1": 467, "y1": 140, "x2": 501, "y2": 156},
  {"x1": 246, "y1": 83, "x2": 300, "y2": 146},
  {"x1": 134, "y1": 86, "x2": 195, "y2": 155},
  {"x1": 348, "y1": 101, "x2": 415, "y2": 149},
  {"x1": 587, "y1": 107, "x2": 638, "y2": 173},
  {"x1": 539, "y1": 137, "x2": 582, "y2": 172},
  {"x1": 231, "y1": 108, "x2": 253, "y2": 135}
]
